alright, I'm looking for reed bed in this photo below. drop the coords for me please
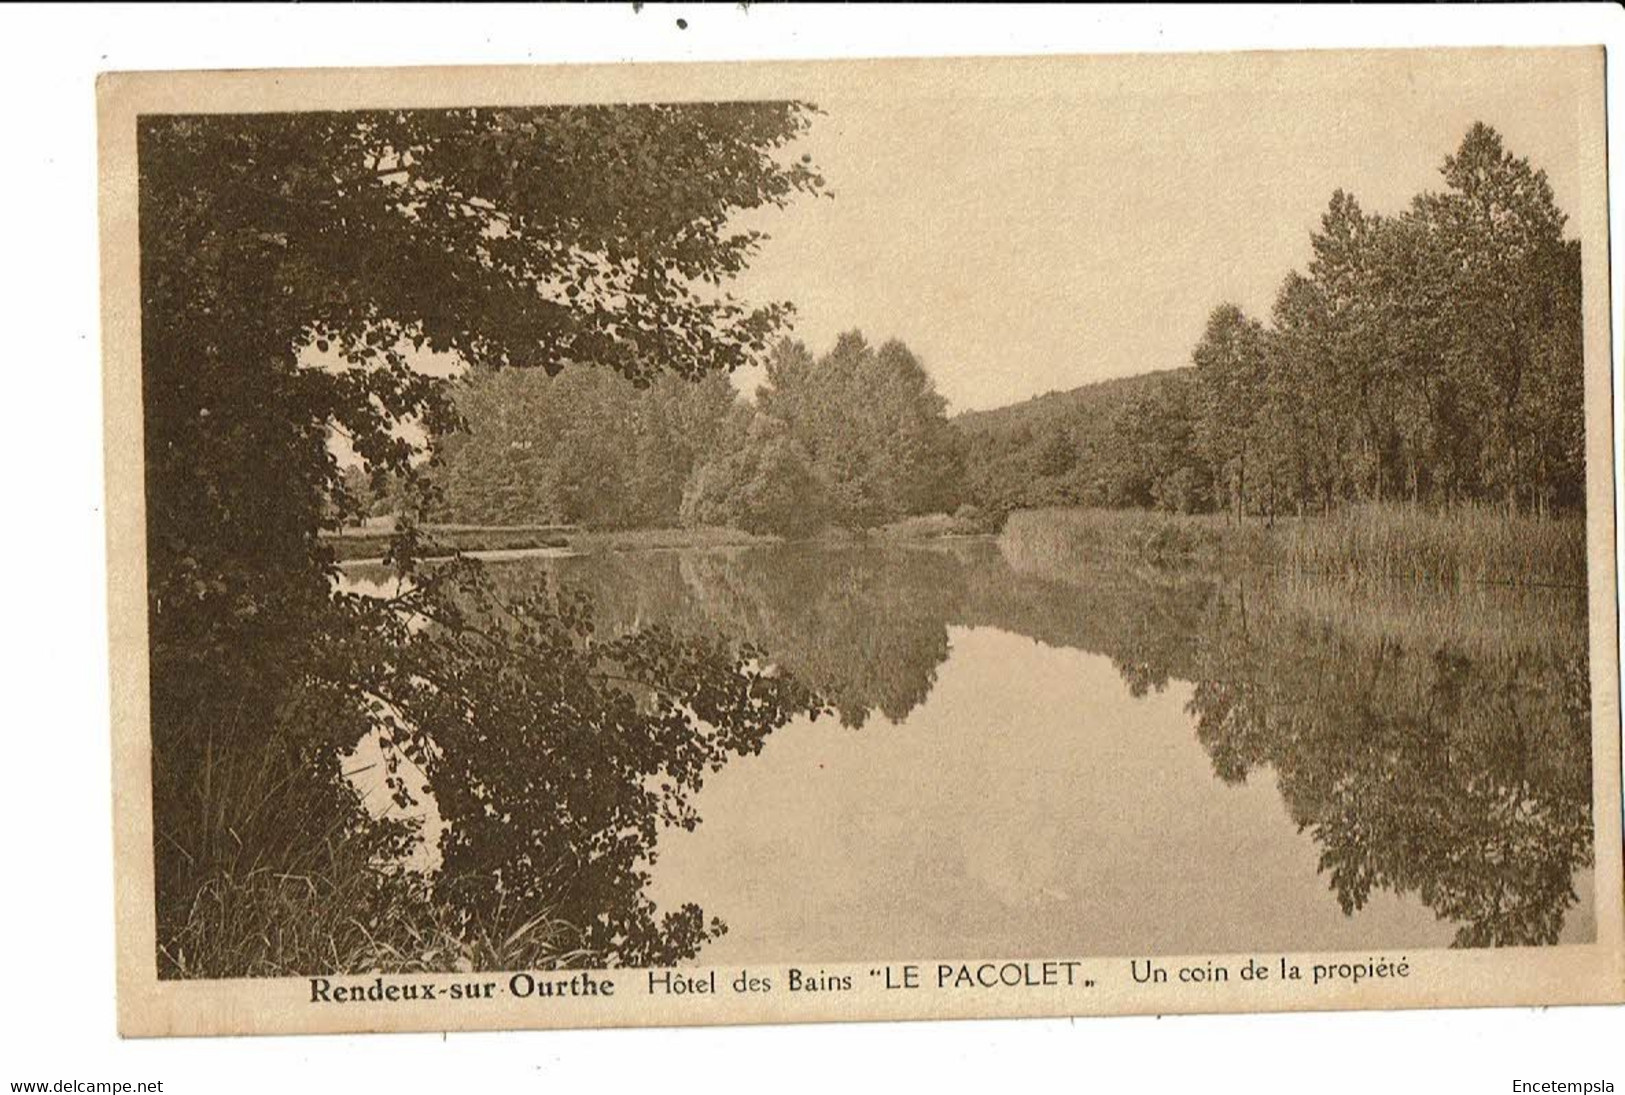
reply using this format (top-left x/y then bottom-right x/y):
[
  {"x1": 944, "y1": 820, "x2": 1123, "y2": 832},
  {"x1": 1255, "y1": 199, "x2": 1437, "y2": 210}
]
[
  {"x1": 1273, "y1": 503, "x2": 1585, "y2": 587},
  {"x1": 1001, "y1": 504, "x2": 1586, "y2": 588}
]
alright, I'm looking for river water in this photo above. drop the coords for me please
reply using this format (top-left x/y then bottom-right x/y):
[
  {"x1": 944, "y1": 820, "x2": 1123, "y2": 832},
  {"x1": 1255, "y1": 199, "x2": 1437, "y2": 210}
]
[{"x1": 351, "y1": 535, "x2": 1596, "y2": 961}]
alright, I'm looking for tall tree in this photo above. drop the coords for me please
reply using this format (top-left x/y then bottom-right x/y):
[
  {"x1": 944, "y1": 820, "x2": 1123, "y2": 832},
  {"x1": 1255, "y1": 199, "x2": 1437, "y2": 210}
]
[
  {"x1": 1182, "y1": 123, "x2": 1584, "y2": 518},
  {"x1": 1416, "y1": 123, "x2": 1580, "y2": 511},
  {"x1": 1192, "y1": 304, "x2": 1268, "y2": 522},
  {"x1": 140, "y1": 104, "x2": 826, "y2": 972},
  {"x1": 1268, "y1": 271, "x2": 1347, "y2": 513}
]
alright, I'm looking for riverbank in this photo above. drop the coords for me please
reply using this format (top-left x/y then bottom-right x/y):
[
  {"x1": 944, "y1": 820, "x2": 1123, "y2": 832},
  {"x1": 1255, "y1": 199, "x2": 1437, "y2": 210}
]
[
  {"x1": 325, "y1": 523, "x2": 783, "y2": 563},
  {"x1": 568, "y1": 526, "x2": 782, "y2": 553},
  {"x1": 999, "y1": 504, "x2": 1587, "y2": 587},
  {"x1": 327, "y1": 514, "x2": 1011, "y2": 564},
  {"x1": 324, "y1": 524, "x2": 575, "y2": 562}
]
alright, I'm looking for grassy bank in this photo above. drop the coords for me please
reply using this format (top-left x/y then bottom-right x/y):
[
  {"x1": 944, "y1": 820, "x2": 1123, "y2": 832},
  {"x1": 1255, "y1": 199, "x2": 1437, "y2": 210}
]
[
  {"x1": 1000, "y1": 504, "x2": 1586, "y2": 587},
  {"x1": 161, "y1": 839, "x2": 587, "y2": 978},
  {"x1": 872, "y1": 507, "x2": 1001, "y2": 541}
]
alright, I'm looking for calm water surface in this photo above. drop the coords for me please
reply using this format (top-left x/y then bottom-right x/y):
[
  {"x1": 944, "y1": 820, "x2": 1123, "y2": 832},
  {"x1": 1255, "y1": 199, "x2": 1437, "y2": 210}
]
[{"x1": 382, "y1": 536, "x2": 1597, "y2": 960}]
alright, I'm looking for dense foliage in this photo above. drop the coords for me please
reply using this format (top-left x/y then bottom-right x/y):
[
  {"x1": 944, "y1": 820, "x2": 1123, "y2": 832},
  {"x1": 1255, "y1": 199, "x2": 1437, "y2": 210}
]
[
  {"x1": 682, "y1": 333, "x2": 963, "y2": 534},
  {"x1": 140, "y1": 103, "x2": 827, "y2": 974},
  {"x1": 432, "y1": 368, "x2": 737, "y2": 528},
  {"x1": 430, "y1": 330, "x2": 963, "y2": 538},
  {"x1": 407, "y1": 122, "x2": 1582, "y2": 539}
]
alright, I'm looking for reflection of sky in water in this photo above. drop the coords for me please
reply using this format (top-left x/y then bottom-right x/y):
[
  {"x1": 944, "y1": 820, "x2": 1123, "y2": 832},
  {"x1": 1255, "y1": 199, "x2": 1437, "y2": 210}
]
[{"x1": 648, "y1": 624, "x2": 1593, "y2": 962}]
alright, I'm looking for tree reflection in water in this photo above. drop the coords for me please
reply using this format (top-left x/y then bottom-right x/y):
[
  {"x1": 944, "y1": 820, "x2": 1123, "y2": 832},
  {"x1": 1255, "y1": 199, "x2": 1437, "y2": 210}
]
[
  {"x1": 491, "y1": 545, "x2": 964, "y2": 728},
  {"x1": 1187, "y1": 608, "x2": 1592, "y2": 947},
  {"x1": 467, "y1": 535, "x2": 1593, "y2": 949}
]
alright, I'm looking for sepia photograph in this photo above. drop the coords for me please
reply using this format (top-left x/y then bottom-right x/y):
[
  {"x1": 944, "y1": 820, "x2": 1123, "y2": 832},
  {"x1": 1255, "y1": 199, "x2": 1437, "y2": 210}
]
[{"x1": 96, "y1": 44, "x2": 1622, "y2": 1037}]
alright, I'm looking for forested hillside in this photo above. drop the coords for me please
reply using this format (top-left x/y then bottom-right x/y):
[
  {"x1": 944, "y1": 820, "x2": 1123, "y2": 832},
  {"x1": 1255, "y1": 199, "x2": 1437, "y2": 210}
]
[{"x1": 951, "y1": 369, "x2": 1196, "y2": 515}]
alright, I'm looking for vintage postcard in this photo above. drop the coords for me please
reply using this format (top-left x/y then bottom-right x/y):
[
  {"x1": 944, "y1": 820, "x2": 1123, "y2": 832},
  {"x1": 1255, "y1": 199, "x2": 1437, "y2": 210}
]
[{"x1": 99, "y1": 48, "x2": 1623, "y2": 1037}]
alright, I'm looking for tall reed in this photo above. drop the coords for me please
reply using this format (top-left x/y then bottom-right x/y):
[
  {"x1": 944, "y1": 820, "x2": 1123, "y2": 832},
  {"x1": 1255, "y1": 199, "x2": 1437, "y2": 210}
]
[
  {"x1": 1274, "y1": 503, "x2": 1585, "y2": 587},
  {"x1": 1000, "y1": 503, "x2": 1586, "y2": 587}
]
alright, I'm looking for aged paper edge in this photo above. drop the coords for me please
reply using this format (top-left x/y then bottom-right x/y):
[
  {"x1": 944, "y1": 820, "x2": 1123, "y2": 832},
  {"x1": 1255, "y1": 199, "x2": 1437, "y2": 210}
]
[{"x1": 98, "y1": 49, "x2": 1625, "y2": 1038}]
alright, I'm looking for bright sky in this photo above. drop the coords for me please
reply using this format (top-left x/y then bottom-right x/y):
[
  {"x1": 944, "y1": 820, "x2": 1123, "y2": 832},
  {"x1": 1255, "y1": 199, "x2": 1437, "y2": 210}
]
[{"x1": 725, "y1": 49, "x2": 1593, "y2": 413}]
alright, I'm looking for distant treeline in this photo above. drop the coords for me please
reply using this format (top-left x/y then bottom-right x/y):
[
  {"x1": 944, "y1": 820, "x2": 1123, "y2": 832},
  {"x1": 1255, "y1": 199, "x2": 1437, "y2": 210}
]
[
  {"x1": 427, "y1": 331, "x2": 965, "y2": 536},
  {"x1": 405, "y1": 122, "x2": 1582, "y2": 533}
]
